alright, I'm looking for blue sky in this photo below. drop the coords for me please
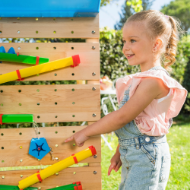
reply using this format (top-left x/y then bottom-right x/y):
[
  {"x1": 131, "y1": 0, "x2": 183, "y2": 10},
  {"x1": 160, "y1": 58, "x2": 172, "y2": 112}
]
[{"x1": 99, "y1": 0, "x2": 173, "y2": 29}]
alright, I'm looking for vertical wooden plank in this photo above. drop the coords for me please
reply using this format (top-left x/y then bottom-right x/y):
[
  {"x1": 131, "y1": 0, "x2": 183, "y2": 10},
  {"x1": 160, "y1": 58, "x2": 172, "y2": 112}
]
[{"x1": 86, "y1": 38, "x2": 101, "y2": 189}]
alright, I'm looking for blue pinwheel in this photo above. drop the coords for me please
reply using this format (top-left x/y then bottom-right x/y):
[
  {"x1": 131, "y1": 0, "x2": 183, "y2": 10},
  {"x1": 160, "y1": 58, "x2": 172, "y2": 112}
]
[{"x1": 29, "y1": 138, "x2": 51, "y2": 160}]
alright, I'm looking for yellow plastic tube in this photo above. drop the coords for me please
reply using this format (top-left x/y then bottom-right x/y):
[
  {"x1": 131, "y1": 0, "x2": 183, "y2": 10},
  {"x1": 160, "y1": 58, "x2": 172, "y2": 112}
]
[
  {"x1": 18, "y1": 146, "x2": 96, "y2": 190},
  {"x1": 0, "y1": 55, "x2": 80, "y2": 85}
]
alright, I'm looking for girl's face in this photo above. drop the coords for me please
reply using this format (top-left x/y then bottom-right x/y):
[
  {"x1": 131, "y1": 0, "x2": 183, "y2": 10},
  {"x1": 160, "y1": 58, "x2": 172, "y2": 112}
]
[{"x1": 122, "y1": 21, "x2": 154, "y2": 67}]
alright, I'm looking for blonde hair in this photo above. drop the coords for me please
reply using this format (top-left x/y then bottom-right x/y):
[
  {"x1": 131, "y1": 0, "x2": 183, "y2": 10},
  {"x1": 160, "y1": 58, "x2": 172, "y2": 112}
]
[{"x1": 125, "y1": 10, "x2": 183, "y2": 69}]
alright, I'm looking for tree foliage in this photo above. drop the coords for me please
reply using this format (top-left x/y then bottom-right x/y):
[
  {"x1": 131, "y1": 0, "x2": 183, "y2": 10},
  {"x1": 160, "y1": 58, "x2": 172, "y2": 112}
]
[
  {"x1": 114, "y1": 0, "x2": 155, "y2": 30},
  {"x1": 161, "y1": 0, "x2": 190, "y2": 33},
  {"x1": 180, "y1": 36, "x2": 190, "y2": 114},
  {"x1": 114, "y1": 3, "x2": 134, "y2": 30},
  {"x1": 101, "y1": 0, "x2": 143, "y2": 12},
  {"x1": 100, "y1": 0, "x2": 115, "y2": 7}
]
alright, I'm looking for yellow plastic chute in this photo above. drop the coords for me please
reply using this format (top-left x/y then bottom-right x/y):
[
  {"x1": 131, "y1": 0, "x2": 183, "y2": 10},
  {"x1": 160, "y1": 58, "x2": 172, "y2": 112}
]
[
  {"x1": 0, "y1": 55, "x2": 80, "y2": 85},
  {"x1": 18, "y1": 146, "x2": 96, "y2": 189}
]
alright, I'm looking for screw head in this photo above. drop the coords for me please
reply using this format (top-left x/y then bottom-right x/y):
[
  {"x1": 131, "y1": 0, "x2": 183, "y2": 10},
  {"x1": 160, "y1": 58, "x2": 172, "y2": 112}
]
[
  {"x1": 92, "y1": 30, "x2": 95, "y2": 34},
  {"x1": 55, "y1": 144, "x2": 58, "y2": 147},
  {"x1": 92, "y1": 113, "x2": 96, "y2": 117},
  {"x1": 20, "y1": 159, "x2": 23, "y2": 162},
  {"x1": 92, "y1": 72, "x2": 96, "y2": 76},
  {"x1": 93, "y1": 171, "x2": 97, "y2": 174},
  {"x1": 20, "y1": 175, "x2": 23, "y2": 178},
  {"x1": 92, "y1": 87, "x2": 96, "y2": 91},
  {"x1": 93, "y1": 155, "x2": 97, "y2": 158},
  {"x1": 92, "y1": 46, "x2": 96, "y2": 50},
  {"x1": 55, "y1": 173, "x2": 59, "y2": 176},
  {"x1": 2, "y1": 176, "x2": 5, "y2": 179}
]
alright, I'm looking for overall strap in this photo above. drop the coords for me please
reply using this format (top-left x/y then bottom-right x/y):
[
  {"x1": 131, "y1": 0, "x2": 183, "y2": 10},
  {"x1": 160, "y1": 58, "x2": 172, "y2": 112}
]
[{"x1": 149, "y1": 66, "x2": 170, "y2": 76}]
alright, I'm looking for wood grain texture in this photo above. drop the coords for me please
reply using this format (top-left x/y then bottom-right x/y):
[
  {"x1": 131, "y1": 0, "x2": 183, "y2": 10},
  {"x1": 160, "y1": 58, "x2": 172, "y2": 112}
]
[
  {"x1": 0, "y1": 43, "x2": 100, "y2": 80},
  {"x1": 0, "y1": 166, "x2": 101, "y2": 190},
  {"x1": 0, "y1": 126, "x2": 101, "y2": 167},
  {"x1": 0, "y1": 17, "x2": 102, "y2": 189},
  {"x1": 0, "y1": 15, "x2": 99, "y2": 38},
  {"x1": 0, "y1": 84, "x2": 100, "y2": 122}
]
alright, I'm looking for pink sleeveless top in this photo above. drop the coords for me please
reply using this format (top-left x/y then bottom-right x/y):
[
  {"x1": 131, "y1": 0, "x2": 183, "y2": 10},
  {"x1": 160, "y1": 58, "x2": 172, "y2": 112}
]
[{"x1": 116, "y1": 68, "x2": 187, "y2": 136}]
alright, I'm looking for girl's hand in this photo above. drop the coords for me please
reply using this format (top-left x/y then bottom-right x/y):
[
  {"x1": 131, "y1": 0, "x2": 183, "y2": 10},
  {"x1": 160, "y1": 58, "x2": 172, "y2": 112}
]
[
  {"x1": 108, "y1": 152, "x2": 122, "y2": 176},
  {"x1": 64, "y1": 130, "x2": 89, "y2": 147}
]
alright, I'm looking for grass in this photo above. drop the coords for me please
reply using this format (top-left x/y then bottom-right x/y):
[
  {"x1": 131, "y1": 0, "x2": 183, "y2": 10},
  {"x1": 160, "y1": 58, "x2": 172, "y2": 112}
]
[{"x1": 101, "y1": 123, "x2": 190, "y2": 190}]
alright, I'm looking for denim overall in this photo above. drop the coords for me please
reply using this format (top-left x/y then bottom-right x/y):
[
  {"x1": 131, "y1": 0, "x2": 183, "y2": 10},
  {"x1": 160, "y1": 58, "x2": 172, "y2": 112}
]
[{"x1": 115, "y1": 66, "x2": 171, "y2": 190}]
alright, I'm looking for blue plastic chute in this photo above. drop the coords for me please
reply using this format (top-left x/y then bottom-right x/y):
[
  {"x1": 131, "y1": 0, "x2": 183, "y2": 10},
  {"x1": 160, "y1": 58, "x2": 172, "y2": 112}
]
[
  {"x1": 7, "y1": 47, "x2": 16, "y2": 54},
  {"x1": 0, "y1": 46, "x2": 6, "y2": 53},
  {"x1": 0, "y1": 0, "x2": 101, "y2": 17}
]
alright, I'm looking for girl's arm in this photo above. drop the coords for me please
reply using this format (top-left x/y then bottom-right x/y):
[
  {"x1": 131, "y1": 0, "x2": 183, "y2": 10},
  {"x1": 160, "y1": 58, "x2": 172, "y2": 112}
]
[
  {"x1": 114, "y1": 144, "x2": 120, "y2": 157},
  {"x1": 65, "y1": 78, "x2": 166, "y2": 146}
]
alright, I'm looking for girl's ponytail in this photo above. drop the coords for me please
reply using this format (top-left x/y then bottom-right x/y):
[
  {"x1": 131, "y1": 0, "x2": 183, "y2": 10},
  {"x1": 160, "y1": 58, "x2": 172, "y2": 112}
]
[{"x1": 163, "y1": 16, "x2": 179, "y2": 68}]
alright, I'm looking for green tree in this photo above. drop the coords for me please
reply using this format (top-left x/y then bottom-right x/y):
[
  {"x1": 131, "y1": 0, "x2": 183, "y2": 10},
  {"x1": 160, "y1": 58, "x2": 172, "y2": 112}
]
[
  {"x1": 101, "y1": 0, "x2": 143, "y2": 12},
  {"x1": 180, "y1": 35, "x2": 190, "y2": 114},
  {"x1": 101, "y1": 0, "x2": 116, "y2": 7},
  {"x1": 114, "y1": 3, "x2": 134, "y2": 30},
  {"x1": 114, "y1": 0, "x2": 155, "y2": 30},
  {"x1": 161, "y1": 0, "x2": 190, "y2": 33}
]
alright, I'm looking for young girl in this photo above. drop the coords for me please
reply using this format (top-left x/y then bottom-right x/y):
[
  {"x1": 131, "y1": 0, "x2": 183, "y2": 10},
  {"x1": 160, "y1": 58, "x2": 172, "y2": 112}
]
[{"x1": 65, "y1": 10, "x2": 187, "y2": 189}]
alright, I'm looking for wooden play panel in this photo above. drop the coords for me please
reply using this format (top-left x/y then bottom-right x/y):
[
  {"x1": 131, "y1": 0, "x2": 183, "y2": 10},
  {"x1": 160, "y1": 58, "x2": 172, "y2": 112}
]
[{"x1": 0, "y1": 12, "x2": 101, "y2": 190}]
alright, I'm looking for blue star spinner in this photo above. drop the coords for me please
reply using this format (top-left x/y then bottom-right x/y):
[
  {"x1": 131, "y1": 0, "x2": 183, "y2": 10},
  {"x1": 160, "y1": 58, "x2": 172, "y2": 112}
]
[{"x1": 29, "y1": 137, "x2": 51, "y2": 160}]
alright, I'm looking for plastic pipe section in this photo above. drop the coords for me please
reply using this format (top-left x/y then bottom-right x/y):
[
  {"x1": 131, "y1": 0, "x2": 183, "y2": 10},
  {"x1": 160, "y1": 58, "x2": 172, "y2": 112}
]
[
  {"x1": 18, "y1": 146, "x2": 96, "y2": 189},
  {"x1": 0, "y1": 114, "x2": 33, "y2": 124},
  {"x1": 47, "y1": 181, "x2": 82, "y2": 190},
  {"x1": 0, "y1": 55, "x2": 80, "y2": 85}
]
